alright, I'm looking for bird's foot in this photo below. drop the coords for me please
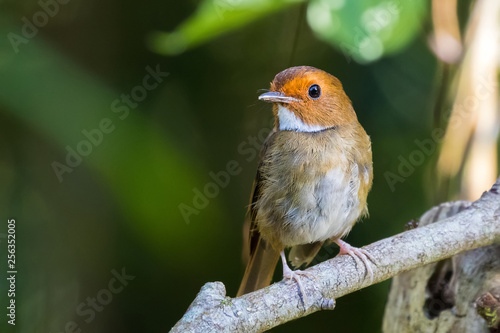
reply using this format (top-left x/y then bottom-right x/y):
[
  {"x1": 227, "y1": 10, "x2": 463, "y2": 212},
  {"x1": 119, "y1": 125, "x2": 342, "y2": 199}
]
[
  {"x1": 334, "y1": 239, "x2": 376, "y2": 283},
  {"x1": 280, "y1": 251, "x2": 314, "y2": 305}
]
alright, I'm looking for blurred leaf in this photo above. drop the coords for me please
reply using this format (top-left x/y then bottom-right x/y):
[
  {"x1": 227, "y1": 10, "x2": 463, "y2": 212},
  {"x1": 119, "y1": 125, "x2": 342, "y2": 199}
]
[
  {"x1": 307, "y1": 0, "x2": 427, "y2": 63},
  {"x1": 149, "y1": 0, "x2": 303, "y2": 55}
]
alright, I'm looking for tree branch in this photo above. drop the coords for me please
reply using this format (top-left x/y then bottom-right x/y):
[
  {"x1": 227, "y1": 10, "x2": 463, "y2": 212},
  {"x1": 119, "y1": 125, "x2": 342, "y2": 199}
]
[
  {"x1": 383, "y1": 200, "x2": 500, "y2": 332},
  {"x1": 171, "y1": 178, "x2": 500, "y2": 333}
]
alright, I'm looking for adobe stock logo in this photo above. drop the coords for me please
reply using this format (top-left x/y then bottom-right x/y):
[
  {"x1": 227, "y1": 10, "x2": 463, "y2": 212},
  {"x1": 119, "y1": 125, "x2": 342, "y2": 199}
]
[
  {"x1": 57, "y1": 267, "x2": 135, "y2": 333},
  {"x1": 213, "y1": 0, "x2": 241, "y2": 19},
  {"x1": 178, "y1": 126, "x2": 272, "y2": 224},
  {"x1": 340, "y1": 1, "x2": 400, "y2": 63},
  {"x1": 7, "y1": 0, "x2": 71, "y2": 54},
  {"x1": 384, "y1": 74, "x2": 496, "y2": 192},
  {"x1": 51, "y1": 64, "x2": 169, "y2": 182}
]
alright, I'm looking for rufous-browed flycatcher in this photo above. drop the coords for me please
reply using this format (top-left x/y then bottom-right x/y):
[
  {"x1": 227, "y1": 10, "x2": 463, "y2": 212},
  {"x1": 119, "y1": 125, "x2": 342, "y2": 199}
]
[{"x1": 237, "y1": 66, "x2": 374, "y2": 299}]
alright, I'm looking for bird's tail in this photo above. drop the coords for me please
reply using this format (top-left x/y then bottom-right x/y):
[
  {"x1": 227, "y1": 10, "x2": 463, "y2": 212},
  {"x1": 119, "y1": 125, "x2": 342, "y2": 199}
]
[
  {"x1": 289, "y1": 241, "x2": 325, "y2": 269},
  {"x1": 237, "y1": 237, "x2": 280, "y2": 296}
]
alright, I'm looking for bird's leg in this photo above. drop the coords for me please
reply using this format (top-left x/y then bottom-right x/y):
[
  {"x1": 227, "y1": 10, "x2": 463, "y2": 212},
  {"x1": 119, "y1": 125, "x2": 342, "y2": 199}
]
[
  {"x1": 280, "y1": 251, "x2": 314, "y2": 305},
  {"x1": 333, "y1": 239, "x2": 376, "y2": 283}
]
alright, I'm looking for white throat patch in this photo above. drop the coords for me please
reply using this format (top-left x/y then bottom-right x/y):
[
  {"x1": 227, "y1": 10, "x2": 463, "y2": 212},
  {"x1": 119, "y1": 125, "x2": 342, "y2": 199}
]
[{"x1": 277, "y1": 105, "x2": 328, "y2": 132}]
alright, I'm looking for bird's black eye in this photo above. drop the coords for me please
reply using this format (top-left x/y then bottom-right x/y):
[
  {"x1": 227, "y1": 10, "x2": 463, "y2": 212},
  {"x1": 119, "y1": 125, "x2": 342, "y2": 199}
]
[{"x1": 308, "y1": 84, "x2": 321, "y2": 99}]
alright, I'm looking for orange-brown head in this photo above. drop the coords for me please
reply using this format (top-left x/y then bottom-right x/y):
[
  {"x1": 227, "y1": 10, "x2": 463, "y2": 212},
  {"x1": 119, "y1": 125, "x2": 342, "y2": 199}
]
[{"x1": 259, "y1": 66, "x2": 357, "y2": 131}]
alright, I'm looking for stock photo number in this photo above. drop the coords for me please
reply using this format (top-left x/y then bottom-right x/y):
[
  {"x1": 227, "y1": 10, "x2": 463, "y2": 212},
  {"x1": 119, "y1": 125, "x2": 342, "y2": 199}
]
[{"x1": 6, "y1": 218, "x2": 16, "y2": 326}]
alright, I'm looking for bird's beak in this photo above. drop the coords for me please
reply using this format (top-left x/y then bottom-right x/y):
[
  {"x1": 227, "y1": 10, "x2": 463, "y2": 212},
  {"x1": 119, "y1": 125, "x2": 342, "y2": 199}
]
[{"x1": 258, "y1": 91, "x2": 299, "y2": 104}]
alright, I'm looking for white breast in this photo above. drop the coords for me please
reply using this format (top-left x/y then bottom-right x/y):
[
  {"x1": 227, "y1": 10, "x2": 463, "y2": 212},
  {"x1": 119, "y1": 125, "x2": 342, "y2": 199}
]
[
  {"x1": 276, "y1": 163, "x2": 363, "y2": 246},
  {"x1": 307, "y1": 164, "x2": 362, "y2": 241}
]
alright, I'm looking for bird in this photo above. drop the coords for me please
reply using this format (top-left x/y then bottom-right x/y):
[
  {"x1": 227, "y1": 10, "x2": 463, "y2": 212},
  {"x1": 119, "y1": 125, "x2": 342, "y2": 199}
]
[{"x1": 237, "y1": 66, "x2": 374, "y2": 301}]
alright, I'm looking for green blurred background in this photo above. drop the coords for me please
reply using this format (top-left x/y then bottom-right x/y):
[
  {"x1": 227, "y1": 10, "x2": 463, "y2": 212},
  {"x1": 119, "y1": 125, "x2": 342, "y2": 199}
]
[{"x1": 0, "y1": 0, "x2": 481, "y2": 332}]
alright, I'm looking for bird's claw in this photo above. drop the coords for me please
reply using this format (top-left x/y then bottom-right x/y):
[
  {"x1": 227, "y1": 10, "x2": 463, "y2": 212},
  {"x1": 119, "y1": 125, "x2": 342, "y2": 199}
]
[
  {"x1": 334, "y1": 239, "x2": 376, "y2": 283},
  {"x1": 283, "y1": 267, "x2": 314, "y2": 305}
]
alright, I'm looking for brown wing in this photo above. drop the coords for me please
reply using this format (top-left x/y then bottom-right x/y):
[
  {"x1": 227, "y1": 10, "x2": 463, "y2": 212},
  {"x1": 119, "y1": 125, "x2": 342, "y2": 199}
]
[
  {"x1": 237, "y1": 128, "x2": 281, "y2": 296},
  {"x1": 242, "y1": 128, "x2": 277, "y2": 262}
]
